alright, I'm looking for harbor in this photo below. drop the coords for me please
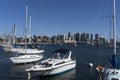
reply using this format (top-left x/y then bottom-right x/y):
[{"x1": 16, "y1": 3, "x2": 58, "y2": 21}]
[
  {"x1": 0, "y1": 43, "x2": 120, "y2": 80},
  {"x1": 1, "y1": 0, "x2": 120, "y2": 80}
]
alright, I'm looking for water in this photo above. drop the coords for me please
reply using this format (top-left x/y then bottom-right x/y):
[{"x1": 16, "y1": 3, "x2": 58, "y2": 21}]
[{"x1": 0, "y1": 43, "x2": 120, "y2": 80}]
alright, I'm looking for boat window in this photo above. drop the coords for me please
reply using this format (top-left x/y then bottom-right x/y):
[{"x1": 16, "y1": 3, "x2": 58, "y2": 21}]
[
  {"x1": 63, "y1": 52, "x2": 69, "y2": 59},
  {"x1": 116, "y1": 72, "x2": 118, "y2": 74},
  {"x1": 112, "y1": 72, "x2": 115, "y2": 74},
  {"x1": 43, "y1": 62, "x2": 52, "y2": 67},
  {"x1": 18, "y1": 54, "x2": 25, "y2": 56},
  {"x1": 53, "y1": 53, "x2": 62, "y2": 59},
  {"x1": 111, "y1": 78, "x2": 119, "y2": 80},
  {"x1": 27, "y1": 45, "x2": 35, "y2": 49},
  {"x1": 54, "y1": 62, "x2": 65, "y2": 66}
]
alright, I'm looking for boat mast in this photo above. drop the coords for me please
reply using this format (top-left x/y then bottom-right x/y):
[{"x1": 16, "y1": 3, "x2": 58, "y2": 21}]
[
  {"x1": 28, "y1": 16, "x2": 31, "y2": 44},
  {"x1": 12, "y1": 24, "x2": 16, "y2": 46},
  {"x1": 25, "y1": 5, "x2": 28, "y2": 53},
  {"x1": 113, "y1": 0, "x2": 116, "y2": 55}
]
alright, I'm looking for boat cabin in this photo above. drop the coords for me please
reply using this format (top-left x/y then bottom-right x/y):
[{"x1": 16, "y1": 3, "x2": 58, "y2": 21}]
[{"x1": 52, "y1": 48, "x2": 71, "y2": 59}]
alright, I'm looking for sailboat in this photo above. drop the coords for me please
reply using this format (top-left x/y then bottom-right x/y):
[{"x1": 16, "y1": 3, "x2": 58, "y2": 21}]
[
  {"x1": 108, "y1": 0, "x2": 119, "y2": 49},
  {"x1": 97, "y1": 0, "x2": 120, "y2": 80},
  {"x1": 5, "y1": 6, "x2": 44, "y2": 54},
  {"x1": 13, "y1": 15, "x2": 44, "y2": 54},
  {"x1": 10, "y1": 5, "x2": 43, "y2": 64}
]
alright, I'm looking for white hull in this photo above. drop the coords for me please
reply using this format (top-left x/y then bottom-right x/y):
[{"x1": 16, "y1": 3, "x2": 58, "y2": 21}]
[
  {"x1": 104, "y1": 69, "x2": 120, "y2": 80},
  {"x1": 26, "y1": 48, "x2": 76, "y2": 79},
  {"x1": 29, "y1": 61, "x2": 76, "y2": 77},
  {"x1": 10, "y1": 54, "x2": 43, "y2": 64},
  {"x1": 16, "y1": 49, "x2": 44, "y2": 54},
  {"x1": 7, "y1": 48, "x2": 44, "y2": 54}
]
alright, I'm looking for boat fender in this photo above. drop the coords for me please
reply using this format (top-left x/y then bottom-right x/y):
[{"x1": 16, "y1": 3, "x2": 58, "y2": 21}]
[{"x1": 89, "y1": 63, "x2": 93, "y2": 67}]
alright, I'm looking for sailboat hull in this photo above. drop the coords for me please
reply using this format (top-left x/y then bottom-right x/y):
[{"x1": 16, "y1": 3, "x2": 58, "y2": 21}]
[
  {"x1": 10, "y1": 55, "x2": 43, "y2": 64},
  {"x1": 8, "y1": 48, "x2": 44, "y2": 54},
  {"x1": 16, "y1": 49, "x2": 44, "y2": 54},
  {"x1": 104, "y1": 69, "x2": 120, "y2": 80}
]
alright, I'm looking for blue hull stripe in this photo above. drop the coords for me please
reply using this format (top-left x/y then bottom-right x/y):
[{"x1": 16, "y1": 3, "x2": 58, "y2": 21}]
[{"x1": 32, "y1": 67, "x2": 75, "y2": 78}]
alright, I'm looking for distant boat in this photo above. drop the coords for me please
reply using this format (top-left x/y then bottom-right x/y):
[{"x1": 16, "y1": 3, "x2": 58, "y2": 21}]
[
  {"x1": 86, "y1": 41, "x2": 95, "y2": 46},
  {"x1": 9, "y1": 44, "x2": 44, "y2": 54},
  {"x1": 26, "y1": 48, "x2": 76, "y2": 78},
  {"x1": 107, "y1": 41, "x2": 119, "y2": 49},
  {"x1": 3, "y1": 5, "x2": 44, "y2": 54},
  {"x1": 74, "y1": 42, "x2": 77, "y2": 46},
  {"x1": 74, "y1": 43, "x2": 77, "y2": 46}
]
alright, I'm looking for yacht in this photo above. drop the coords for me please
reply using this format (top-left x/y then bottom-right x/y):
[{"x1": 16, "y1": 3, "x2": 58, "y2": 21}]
[{"x1": 26, "y1": 48, "x2": 76, "y2": 78}]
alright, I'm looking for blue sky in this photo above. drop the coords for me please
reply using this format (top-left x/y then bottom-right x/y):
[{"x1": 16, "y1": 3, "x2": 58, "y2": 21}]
[{"x1": 0, "y1": 0, "x2": 120, "y2": 39}]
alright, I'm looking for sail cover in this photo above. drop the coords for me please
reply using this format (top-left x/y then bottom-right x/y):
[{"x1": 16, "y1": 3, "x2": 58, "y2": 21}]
[{"x1": 111, "y1": 54, "x2": 119, "y2": 68}]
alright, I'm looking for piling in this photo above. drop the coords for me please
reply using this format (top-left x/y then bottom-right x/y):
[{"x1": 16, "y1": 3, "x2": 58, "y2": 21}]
[{"x1": 27, "y1": 72, "x2": 31, "y2": 80}]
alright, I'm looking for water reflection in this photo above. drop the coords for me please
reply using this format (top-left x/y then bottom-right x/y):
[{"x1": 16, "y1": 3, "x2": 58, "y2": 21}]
[{"x1": 32, "y1": 69, "x2": 76, "y2": 80}]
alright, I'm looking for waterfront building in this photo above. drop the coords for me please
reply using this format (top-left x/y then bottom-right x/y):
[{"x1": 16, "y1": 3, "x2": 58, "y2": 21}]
[
  {"x1": 95, "y1": 33, "x2": 99, "y2": 43},
  {"x1": 90, "y1": 34, "x2": 93, "y2": 43},
  {"x1": 99, "y1": 36, "x2": 105, "y2": 44},
  {"x1": 68, "y1": 32, "x2": 72, "y2": 41},
  {"x1": 51, "y1": 36, "x2": 57, "y2": 44},
  {"x1": 81, "y1": 33, "x2": 87, "y2": 42},
  {"x1": 74, "y1": 33, "x2": 81, "y2": 43},
  {"x1": 59, "y1": 34, "x2": 65, "y2": 43},
  {"x1": 86, "y1": 33, "x2": 90, "y2": 42}
]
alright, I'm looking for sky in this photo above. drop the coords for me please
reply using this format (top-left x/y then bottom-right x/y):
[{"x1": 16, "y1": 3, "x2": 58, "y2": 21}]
[{"x1": 0, "y1": 0, "x2": 120, "y2": 40}]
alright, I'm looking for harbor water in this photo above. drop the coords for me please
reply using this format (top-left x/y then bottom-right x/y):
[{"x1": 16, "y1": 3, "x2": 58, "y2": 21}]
[{"x1": 0, "y1": 43, "x2": 120, "y2": 80}]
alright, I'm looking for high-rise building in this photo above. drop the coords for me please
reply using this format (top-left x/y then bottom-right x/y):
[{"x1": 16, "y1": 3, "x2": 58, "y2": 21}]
[
  {"x1": 95, "y1": 34, "x2": 99, "y2": 42},
  {"x1": 74, "y1": 33, "x2": 81, "y2": 43},
  {"x1": 51, "y1": 36, "x2": 57, "y2": 43},
  {"x1": 68, "y1": 32, "x2": 72, "y2": 40},
  {"x1": 90, "y1": 34, "x2": 93, "y2": 42},
  {"x1": 81, "y1": 33, "x2": 87, "y2": 42},
  {"x1": 86, "y1": 33, "x2": 90, "y2": 42}
]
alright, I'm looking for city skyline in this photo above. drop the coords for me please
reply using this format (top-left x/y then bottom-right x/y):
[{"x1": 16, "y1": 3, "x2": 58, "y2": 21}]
[
  {"x1": 0, "y1": 31, "x2": 108, "y2": 44},
  {"x1": 1, "y1": 0, "x2": 120, "y2": 40}
]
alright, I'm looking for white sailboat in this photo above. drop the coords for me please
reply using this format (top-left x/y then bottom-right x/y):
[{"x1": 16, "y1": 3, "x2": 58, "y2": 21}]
[
  {"x1": 10, "y1": 5, "x2": 43, "y2": 64},
  {"x1": 1, "y1": 25, "x2": 16, "y2": 52},
  {"x1": 4, "y1": 44, "x2": 44, "y2": 54},
  {"x1": 5, "y1": 6, "x2": 44, "y2": 54},
  {"x1": 14, "y1": 14, "x2": 44, "y2": 54},
  {"x1": 97, "y1": 0, "x2": 120, "y2": 80}
]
